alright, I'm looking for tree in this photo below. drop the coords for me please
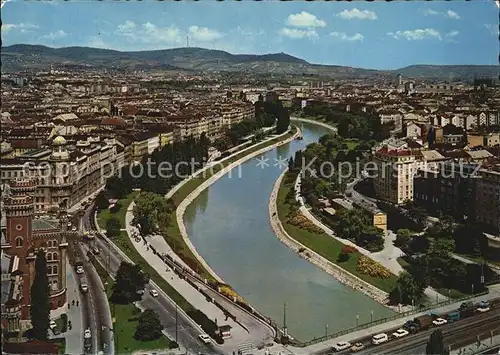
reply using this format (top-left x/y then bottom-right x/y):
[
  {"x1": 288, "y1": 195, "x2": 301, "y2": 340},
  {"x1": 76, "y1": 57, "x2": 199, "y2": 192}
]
[
  {"x1": 134, "y1": 309, "x2": 163, "y2": 341},
  {"x1": 389, "y1": 271, "x2": 425, "y2": 306},
  {"x1": 288, "y1": 157, "x2": 295, "y2": 171},
  {"x1": 95, "y1": 190, "x2": 110, "y2": 210},
  {"x1": 106, "y1": 216, "x2": 121, "y2": 239},
  {"x1": 132, "y1": 192, "x2": 174, "y2": 235},
  {"x1": 111, "y1": 262, "x2": 148, "y2": 304},
  {"x1": 30, "y1": 251, "x2": 50, "y2": 340},
  {"x1": 426, "y1": 330, "x2": 449, "y2": 355},
  {"x1": 395, "y1": 229, "x2": 412, "y2": 249}
]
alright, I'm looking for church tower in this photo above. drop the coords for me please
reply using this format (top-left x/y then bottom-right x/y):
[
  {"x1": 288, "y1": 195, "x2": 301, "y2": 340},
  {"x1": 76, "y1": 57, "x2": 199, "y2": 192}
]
[{"x1": 4, "y1": 179, "x2": 36, "y2": 250}]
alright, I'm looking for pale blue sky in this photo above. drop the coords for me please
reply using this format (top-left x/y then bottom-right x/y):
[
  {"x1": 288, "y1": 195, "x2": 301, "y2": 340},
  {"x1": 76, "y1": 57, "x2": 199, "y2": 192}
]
[{"x1": 1, "y1": 0, "x2": 499, "y2": 69}]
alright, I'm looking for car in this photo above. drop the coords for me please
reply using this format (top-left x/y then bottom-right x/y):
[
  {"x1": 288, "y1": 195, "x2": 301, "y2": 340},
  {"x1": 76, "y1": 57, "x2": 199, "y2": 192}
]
[
  {"x1": 198, "y1": 334, "x2": 211, "y2": 344},
  {"x1": 91, "y1": 246, "x2": 100, "y2": 254},
  {"x1": 76, "y1": 265, "x2": 84, "y2": 274},
  {"x1": 136, "y1": 289, "x2": 145, "y2": 295},
  {"x1": 477, "y1": 306, "x2": 490, "y2": 313},
  {"x1": 149, "y1": 289, "x2": 159, "y2": 297},
  {"x1": 432, "y1": 318, "x2": 448, "y2": 326},
  {"x1": 372, "y1": 333, "x2": 389, "y2": 345},
  {"x1": 350, "y1": 343, "x2": 365, "y2": 352},
  {"x1": 333, "y1": 341, "x2": 351, "y2": 352},
  {"x1": 84, "y1": 328, "x2": 91, "y2": 339},
  {"x1": 72, "y1": 226, "x2": 78, "y2": 231},
  {"x1": 49, "y1": 320, "x2": 57, "y2": 329},
  {"x1": 392, "y1": 329, "x2": 409, "y2": 338}
]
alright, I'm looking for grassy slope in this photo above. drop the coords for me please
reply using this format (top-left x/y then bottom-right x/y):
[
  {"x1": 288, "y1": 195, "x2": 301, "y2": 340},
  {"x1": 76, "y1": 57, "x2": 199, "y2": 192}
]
[{"x1": 277, "y1": 173, "x2": 397, "y2": 293}]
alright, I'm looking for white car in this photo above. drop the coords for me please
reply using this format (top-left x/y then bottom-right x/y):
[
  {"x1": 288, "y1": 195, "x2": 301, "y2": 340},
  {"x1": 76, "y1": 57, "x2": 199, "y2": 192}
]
[
  {"x1": 149, "y1": 289, "x2": 159, "y2": 297},
  {"x1": 333, "y1": 341, "x2": 351, "y2": 352},
  {"x1": 198, "y1": 334, "x2": 211, "y2": 344},
  {"x1": 432, "y1": 318, "x2": 448, "y2": 326},
  {"x1": 84, "y1": 328, "x2": 91, "y2": 339},
  {"x1": 477, "y1": 306, "x2": 490, "y2": 313},
  {"x1": 49, "y1": 320, "x2": 57, "y2": 329},
  {"x1": 392, "y1": 329, "x2": 409, "y2": 338},
  {"x1": 76, "y1": 266, "x2": 84, "y2": 274},
  {"x1": 72, "y1": 226, "x2": 78, "y2": 231}
]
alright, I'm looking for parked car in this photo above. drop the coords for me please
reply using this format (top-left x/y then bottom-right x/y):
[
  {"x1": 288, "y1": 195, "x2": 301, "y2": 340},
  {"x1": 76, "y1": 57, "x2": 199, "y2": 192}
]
[
  {"x1": 76, "y1": 265, "x2": 84, "y2": 274},
  {"x1": 72, "y1": 226, "x2": 78, "y2": 232},
  {"x1": 477, "y1": 306, "x2": 490, "y2": 313},
  {"x1": 149, "y1": 289, "x2": 159, "y2": 297},
  {"x1": 432, "y1": 318, "x2": 448, "y2": 326},
  {"x1": 392, "y1": 329, "x2": 409, "y2": 338},
  {"x1": 446, "y1": 311, "x2": 461, "y2": 323},
  {"x1": 84, "y1": 328, "x2": 91, "y2": 339},
  {"x1": 333, "y1": 341, "x2": 351, "y2": 352},
  {"x1": 49, "y1": 320, "x2": 57, "y2": 329},
  {"x1": 403, "y1": 320, "x2": 419, "y2": 334},
  {"x1": 372, "y1": 333, "x2": 389, "y2": 345},
  {"x1": 350, "y1": 343, "x2": 365, "y2": 352},
  {"x1": 91, "y1": 246, "x2": 100, "y2": 254},
  {"x1": 198, "y1": 334, "x2": 211, "y2": 344}
]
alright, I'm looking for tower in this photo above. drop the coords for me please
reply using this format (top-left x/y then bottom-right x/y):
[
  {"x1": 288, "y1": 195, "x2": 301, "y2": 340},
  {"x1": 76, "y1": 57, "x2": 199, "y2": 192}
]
[
  {"x1": 4, "y1": 178, "x2": 36, "y2": 248},
  {"x1": 397, "y1": 74, "x2": 403, "y2": 86}
]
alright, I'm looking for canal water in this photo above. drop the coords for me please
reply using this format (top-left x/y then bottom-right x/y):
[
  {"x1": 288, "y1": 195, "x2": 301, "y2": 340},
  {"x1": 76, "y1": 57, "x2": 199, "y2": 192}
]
[{"x1": 184, "y1": 121, "x2": 395, "y2": 342}]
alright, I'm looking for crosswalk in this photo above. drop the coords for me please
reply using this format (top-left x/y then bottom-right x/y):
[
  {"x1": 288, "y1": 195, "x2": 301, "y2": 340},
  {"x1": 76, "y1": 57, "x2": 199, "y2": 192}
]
[{"x1": 237, "y1": 342, "x2": 254, "y2": 354}]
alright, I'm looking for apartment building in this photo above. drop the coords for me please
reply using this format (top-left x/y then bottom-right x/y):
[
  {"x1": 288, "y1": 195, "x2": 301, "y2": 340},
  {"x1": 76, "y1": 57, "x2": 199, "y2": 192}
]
[
  {"x1": 217, "y1": 102, "x2": 254, "y2": 129},
  {"x1": 476, "y1": 168, "x2": 500, "y2": 234},
  {"x1": 0, "y1": 136, "x2": 122, "y2": 213}
]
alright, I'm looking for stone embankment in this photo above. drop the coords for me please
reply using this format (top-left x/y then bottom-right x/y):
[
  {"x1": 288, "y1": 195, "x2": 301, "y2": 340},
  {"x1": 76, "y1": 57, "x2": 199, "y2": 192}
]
[
  {"x1": 176, "y1": 127, "x2": 302, "y2": 283},
  {"x1": 269, "y1": 169, "x2": 407, "y2": 312}
]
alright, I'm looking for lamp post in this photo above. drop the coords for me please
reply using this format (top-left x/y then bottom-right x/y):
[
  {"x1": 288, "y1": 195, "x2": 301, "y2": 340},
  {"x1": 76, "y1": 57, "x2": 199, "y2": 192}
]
[
  {"x1": 356, "y1": 314, "x2": 359, "y2": 327},
  {"x1": 325, "y1": 324, "x2": 328, "y2": 339},
  {"x1": 370, "y1": 310, "x2": 374, "y2": 323}
]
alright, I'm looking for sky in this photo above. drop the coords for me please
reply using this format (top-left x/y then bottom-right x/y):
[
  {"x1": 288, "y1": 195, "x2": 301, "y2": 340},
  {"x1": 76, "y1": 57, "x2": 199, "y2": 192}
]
[{"x1": 1, "y1": 0, "x2": 499, "y2": 70}]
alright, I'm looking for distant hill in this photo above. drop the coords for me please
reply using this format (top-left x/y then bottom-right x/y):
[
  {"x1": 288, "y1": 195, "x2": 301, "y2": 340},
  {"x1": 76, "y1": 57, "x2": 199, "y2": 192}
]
[{"x1": 1, "y1": 44, "x2": 498, "y2": 80}]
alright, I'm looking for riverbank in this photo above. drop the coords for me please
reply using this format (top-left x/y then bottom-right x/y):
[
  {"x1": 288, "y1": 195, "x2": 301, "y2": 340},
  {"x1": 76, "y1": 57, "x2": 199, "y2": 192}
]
[
  {"x1": 269, "y1": 169, "x2": 404, "y2": 312},
  {"x1": 174, "y1": 126, "x2": 301, "y2": 283},
  {"x1": 291, "y1": 116, "x2": 338, "y2": 133}
]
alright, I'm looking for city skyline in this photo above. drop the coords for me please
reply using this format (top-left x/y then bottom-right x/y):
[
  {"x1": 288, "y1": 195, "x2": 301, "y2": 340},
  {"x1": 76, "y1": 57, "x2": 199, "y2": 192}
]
[{"x1": 1, "y1": 0, "x2": 499, "y2": 69}]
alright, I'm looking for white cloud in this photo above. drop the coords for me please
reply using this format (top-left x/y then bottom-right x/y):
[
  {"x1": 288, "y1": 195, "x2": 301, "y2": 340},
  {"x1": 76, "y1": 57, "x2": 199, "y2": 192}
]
[
  {"x1": 279, "y1": 27, "x2": 318, "y2": 39},
  {"x1": 496, "y1": 1, "x2": 499, "y2": 8},
  {"x1": 188, "y1": 26, "x2": 223, "y2": 42},
  {"x1": 41, "y1": 30, "x2": 68, "y2": 40},
  {"x1": 423, "y1": 9, "x2": 439, "y2": 16},
  {"x1": 2, "y1": 22, "x2": 39, "y2": 33},
  {"x1": 117, "y1": 20, "x2": 136, "y2": 32},
  {"x1": 116, "y1": 21, "x2": 183, "y2": 45},
  {"x1": 330, "y1": 31, "x2": 364, "y2": 42},
  {"x1": 387, "y1": 28, "x2": 441, "y2": 41},
  {"x1": 286, "y1": 11, "x2": 326, "y2": 28},
  {"x1": 446, "y1": 10, "x2": 460, "y2": 20},
  {"x1": 445, "y1": 30, "x2": 459, "y2": 37},
  {"x1": 484, "y1": 24, "x2": 499, "y2": 36},
  {"x1": 336, "y1": 8, "x2": 377, "y2": 20},
  {"x1": 235, "y1": 26, "x2": 264, "y2": 39}
]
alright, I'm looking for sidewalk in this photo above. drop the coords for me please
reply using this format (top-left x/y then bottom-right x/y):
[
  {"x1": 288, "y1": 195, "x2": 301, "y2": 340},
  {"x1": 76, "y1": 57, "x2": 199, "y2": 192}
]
[
  {"x1": 124, "y1": 204, "x2": 251, "y2": 349},
  {"x1": 64, "y1": 258, "x2": 84, "y2": 355}
]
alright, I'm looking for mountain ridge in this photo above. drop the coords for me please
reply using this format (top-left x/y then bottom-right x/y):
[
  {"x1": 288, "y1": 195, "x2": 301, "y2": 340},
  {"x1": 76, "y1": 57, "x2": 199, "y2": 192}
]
[{"x1": 2, "y1": 44, "x2": 498, "y2": 80}]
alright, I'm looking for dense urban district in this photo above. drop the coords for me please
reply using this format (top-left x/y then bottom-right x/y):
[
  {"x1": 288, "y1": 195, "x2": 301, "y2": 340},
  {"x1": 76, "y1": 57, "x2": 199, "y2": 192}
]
[{"x1": 1, "y1": 45, "x2": 500, "y2": 355}]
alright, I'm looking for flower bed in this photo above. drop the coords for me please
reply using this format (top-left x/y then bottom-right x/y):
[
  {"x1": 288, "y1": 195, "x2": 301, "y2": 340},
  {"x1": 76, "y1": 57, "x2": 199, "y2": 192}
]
[
  {"x1": 287, "y1": 212, "x2": 323, "y2": 233},
  {"x1": 356, "y1": 255, "x2": 391, "y2": 279},
  {"x1": 342, "y1": 245, "x2": 358, "y2": 254}
]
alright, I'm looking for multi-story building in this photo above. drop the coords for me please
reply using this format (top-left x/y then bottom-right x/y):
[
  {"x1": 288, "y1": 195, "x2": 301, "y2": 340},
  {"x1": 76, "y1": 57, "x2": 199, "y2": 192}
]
[
  {"x1": 476, "y1": 168, "x2": 500, "y2": 234},
  {"x1": 1, "y1": 179, "x2": 68, "y2": 332},
  {"x1": 0, "y1": 136, "x2": 122, "y2": 213}
]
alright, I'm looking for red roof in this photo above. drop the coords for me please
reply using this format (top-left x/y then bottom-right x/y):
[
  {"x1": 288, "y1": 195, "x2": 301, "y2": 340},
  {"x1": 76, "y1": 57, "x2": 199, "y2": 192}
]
[{"x1": 376, "y1": 146, "x2": 413, "y2": 157}]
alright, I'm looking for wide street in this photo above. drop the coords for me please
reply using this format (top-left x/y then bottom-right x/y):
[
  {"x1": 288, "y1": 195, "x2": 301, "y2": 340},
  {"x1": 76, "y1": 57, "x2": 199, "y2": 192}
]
[{"x1": 83, "y1": 205, "x2": 219, "y2": 354}]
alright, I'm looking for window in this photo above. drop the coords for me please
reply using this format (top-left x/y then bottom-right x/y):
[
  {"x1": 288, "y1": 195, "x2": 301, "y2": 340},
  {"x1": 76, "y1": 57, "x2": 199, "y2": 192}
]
[
  {"x1": 47, "y1": 253, "x2": 52, "y2": 261},
  {"x1": 53, "y1": 265, "x2": 58, "y2": 274},
  {"x1": 47, "y1": 265, "x2": 53, "y2": 274},
  {"x1": 47, "y1": 241, "x2": 52, "y2": 248},
  {"x1": 16, "y1": 224, "x2": 23, "y2": 231},
  {"x1": 52, "y1": 253, "x2": 58, "y2": 261},
  {"x1": 15, "y1": 237, "x2": 23, "y2": 247}
]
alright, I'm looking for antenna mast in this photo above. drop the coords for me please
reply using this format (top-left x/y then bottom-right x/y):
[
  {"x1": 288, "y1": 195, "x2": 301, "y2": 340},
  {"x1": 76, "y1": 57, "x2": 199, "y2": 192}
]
[{"x1": 186, "y1": 35, "x2": 189, "y2": 48}]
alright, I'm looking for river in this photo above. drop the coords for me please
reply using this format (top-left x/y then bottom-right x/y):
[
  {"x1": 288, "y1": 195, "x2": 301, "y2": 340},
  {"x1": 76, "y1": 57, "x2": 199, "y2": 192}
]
[{"x1": 184, "y1": 121, "x2": 395, "y2": 342}]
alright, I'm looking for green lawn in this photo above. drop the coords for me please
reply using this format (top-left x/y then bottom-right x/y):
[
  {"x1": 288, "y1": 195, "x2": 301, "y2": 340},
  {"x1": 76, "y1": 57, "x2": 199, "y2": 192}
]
[
  {"x1": 277, "y1": 173, "x2": 397, "y2": 293},
  {"x1": 97, "y1": 191, "x2": 139, "y2": 229},
  {"x1": 345, "y1": 139, "x2": 360, "y2": 150},
  {"x1": 164, "y1": 127, "x2": 298, "y2": 281},
  {"x1": 435, "y1": 288, "x2": 468, "y2": 300},
  {"x1": 397, "y1": 257, "x2": 409, "y2": 269}
]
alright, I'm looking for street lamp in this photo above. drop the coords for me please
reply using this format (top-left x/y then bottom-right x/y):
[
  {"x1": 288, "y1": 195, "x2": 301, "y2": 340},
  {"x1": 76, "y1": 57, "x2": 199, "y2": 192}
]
[
  {"x1": 356, "y1": 314, "x2": 359, "y2": 327},
  {"x1": 370, "y1": 310, "x2": 374, "y2": 323},
  {"x1": 325, "y1": 324, "x2": 328, "y2": 339}
]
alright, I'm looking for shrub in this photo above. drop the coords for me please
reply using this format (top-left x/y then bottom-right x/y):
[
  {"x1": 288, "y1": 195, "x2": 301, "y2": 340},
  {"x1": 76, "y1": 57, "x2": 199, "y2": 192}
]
[
  {"x1": 337, "y1": 252, "x2": 350, "y2": 263},
  {"x1": 356, "y1": 256, "x2": 391, "y2": 279},
  {"x1": 342, "y1": 245, "x2": 358, "y2": 254},
  {"x1": 169, "y1": 341, "x2": 179, "y2": 349},
  {"x1": 220, "y1": 285, "x2": 246, "y2": 304}
]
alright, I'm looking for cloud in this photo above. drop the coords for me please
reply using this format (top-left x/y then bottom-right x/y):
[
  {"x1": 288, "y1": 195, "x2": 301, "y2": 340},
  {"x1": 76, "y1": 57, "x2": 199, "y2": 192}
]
[
  {"x1": 496, "y1": 1, "x2": 499, "y2": 8},
  {"x1": 279, "y1": 28, "x2": 318, "y2": 39},
  {"x1": 2, "y1": 22, "x2": 39, "y2": 33},
  {"x1": 445, "y1": 30, "x2": 459, "y2": 37},
  {"x1": 336, "y1": 8, "x2": 377, "y2": 20},
  {"x1": 40, "y1": 30, "x2": 68, "y2": 40},
  {"x1": 387, "y1": 28, "x2": 441, "y2": 41},
  {"x1": 235, "y1": 26, "x2": 264, "y2": 39},
  {"x1": 330, "y1": 31, "x2": 364, "y2": 42},
  {"x1": 446, "y1": 10, "x2": 460, "y2": 20},
  {"x1": 116, "y1": 21, "x2": 183, "y2": 45},
  {"x1": 484, "y1": 24, "x2": 499, "y2": 36},
  {"x1": 423, "y1": 9, "x2": 460, "y2": 19},
  {"x1": 286, "y1": 11, "x2": 326, "y2": 28},
  {"x1": 188, "y1": 26, "x2": 223, "y2": 42},
  {"x1": 117, "y1": 20, "x2": 136, "y2": 32}
]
